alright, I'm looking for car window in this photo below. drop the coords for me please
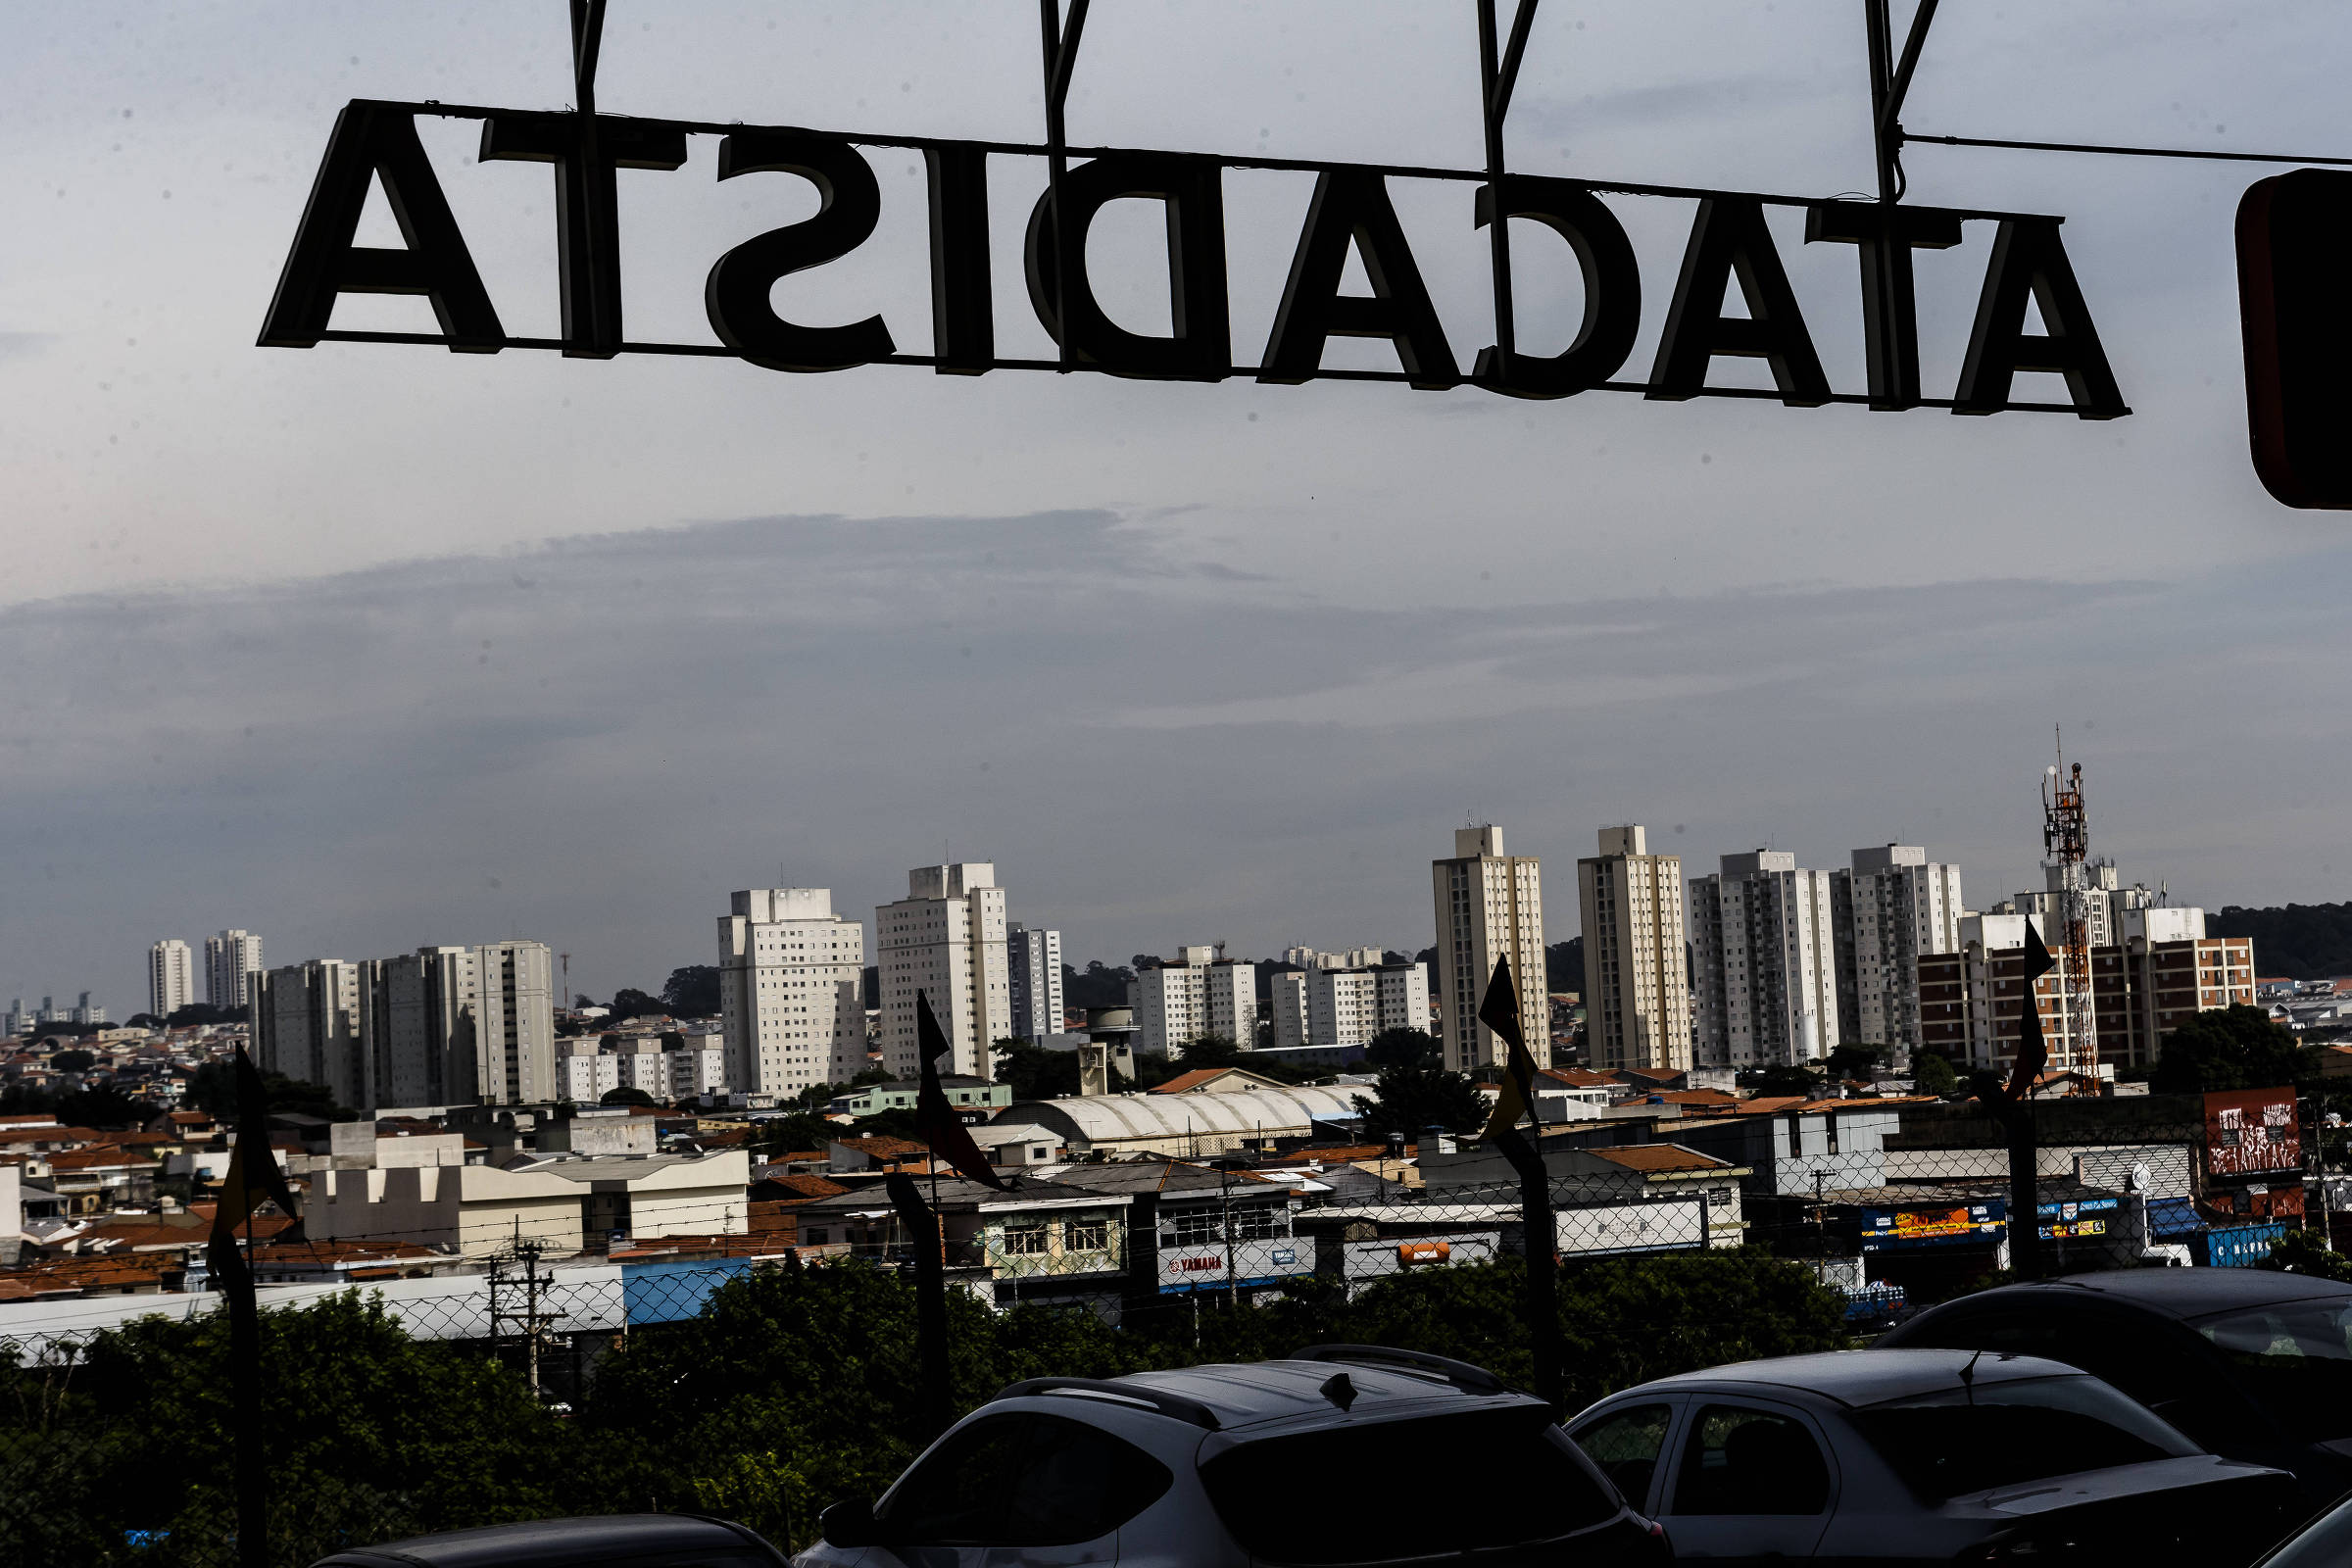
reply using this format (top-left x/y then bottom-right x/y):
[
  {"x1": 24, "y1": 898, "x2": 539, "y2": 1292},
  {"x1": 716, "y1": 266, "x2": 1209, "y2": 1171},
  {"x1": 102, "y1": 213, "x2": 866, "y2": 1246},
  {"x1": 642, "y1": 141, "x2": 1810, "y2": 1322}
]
[
  {"x1": 881, "y1": 1412, "x2": 1173, "y2": 1546},
  {"x1": 1201, "y1": 1406, "x2": 1617, "y2": 1563},
  {"x1": 1571, "y1": 1403, "x2": 1674, "y2": 1510},
  {"x1": 2195, "y1": 1298, "x2": 2352, "y2": 1444},
  {"x1": 2258, "y1": 1494, "x2": 2352, "y2": 1568},
  {"x1": 1671, "y1": 1405, "x2": 1831, "y2": 1517},
  {"x1": 1854, "y1": 1373, "x2": 2200, "y2": 1501}
]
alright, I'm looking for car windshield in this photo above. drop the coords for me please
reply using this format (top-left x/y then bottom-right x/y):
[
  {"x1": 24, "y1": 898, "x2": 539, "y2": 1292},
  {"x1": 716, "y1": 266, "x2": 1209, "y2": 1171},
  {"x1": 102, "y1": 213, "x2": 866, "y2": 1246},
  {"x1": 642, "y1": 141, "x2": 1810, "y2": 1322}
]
[
  {"x1": 1200, "y1": 1406, "x2": 1618, "y2": 1564},
  {"x1": 1854, "y1": 1373, "x2": 2200, "y2": 1502},
  {"x1": 2194, "y1": 1298, "x2": 2352, "y2": 1444},
  {"x1": 2259, "y1": 1494, "x2": 2352, "y2": 1568}
]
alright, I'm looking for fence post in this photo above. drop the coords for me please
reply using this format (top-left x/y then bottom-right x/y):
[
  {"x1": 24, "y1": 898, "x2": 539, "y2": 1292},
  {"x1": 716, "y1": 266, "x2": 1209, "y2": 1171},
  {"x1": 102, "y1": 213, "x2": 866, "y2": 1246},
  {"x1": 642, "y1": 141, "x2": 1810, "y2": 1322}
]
[
  {"x1": 1494, "y1": 1128, "x2": 1564, "y2": 1415},
  {"x1": 1123, "y1": 1190, "x2": 1160, "y2": 1328},
  {"x1": 226, "y1": 1246, "x2": 266, "y2": 1568},
  {"x1": 2004, "y1": 1099, "x2": 2041, "y2": 1280},
  {"x1": 885, "y1": 1172, "x2": 953, "y2": 1443}
]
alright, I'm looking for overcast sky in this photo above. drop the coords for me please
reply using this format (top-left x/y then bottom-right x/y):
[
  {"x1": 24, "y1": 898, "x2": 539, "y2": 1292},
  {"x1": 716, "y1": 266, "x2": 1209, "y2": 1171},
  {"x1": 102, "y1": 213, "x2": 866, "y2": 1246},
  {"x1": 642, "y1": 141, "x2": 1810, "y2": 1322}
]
[{"x1": 5, "y1": 2, "x2": 2348, "y2": 1013}]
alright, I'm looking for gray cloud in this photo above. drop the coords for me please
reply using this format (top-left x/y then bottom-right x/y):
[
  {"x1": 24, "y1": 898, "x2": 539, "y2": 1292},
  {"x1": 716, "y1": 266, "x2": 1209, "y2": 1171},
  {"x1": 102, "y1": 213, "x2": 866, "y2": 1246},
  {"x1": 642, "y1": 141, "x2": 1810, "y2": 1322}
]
[{"x1": 4, "y1": 510, "x2": 2345, "y2": 1015}]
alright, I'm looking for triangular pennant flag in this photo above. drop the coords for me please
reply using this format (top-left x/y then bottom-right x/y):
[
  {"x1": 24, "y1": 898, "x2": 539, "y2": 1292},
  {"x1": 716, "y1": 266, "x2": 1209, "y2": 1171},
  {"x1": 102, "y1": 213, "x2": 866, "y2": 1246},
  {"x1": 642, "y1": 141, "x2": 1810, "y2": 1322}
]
[
  {"x1": 2004, "y1": 917, "x2": 2059, "y2": 1101},
  {"x1": 1477, "y1": 956, "x2": 1544, "y2": 1144},
  {"x1": 914, "y1": 990, "x2": 1005, "y2": 1190},
  {"x1": 207, "y1": 1046, "x2": 301, "y2": 1284}
]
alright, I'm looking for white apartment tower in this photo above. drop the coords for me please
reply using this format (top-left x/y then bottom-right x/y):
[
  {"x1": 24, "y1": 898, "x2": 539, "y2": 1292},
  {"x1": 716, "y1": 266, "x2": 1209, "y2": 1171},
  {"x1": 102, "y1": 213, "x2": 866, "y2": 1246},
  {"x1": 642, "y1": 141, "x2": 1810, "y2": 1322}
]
[
  {"x1": 1830, "y1": 845, "x2": 1964, "y2": 1059},
  {"x1": 149, "y1": 940, "x2": 198, "y2": 1018},
  {"x1": 717, "y1": 888, "x2": 867, "y2": 1098},
  {"x1": 250, "y1": 959, "x2": 367, "y2": 1109},
  {"x1": 1577, "y1": 825, "x2": 1692, "y2": 1073},
  {"x1": 1130, "y1": 945, "x2": 1259, "y2": 1057},
  {"x1": 1431, "y1": 825, "x2": 1549, "y2": 1073},
  {"x1": 1007, "y1": 923, "x2": 1066, "y2": 1042},
  {"x1": 473, "y1": 940, "x2": 557, "y2": 1104},
  {"x1": 1689, "y1": 851, "x2": 1840, "y2": 1068},
  {"x1": 364, "y1": 946, "x2": 477, "y2": 1109},
  {"x1": 1304, "y1": 961, "x2": 1431, "y2": 1050},
  {"x1": 875, "y1": 864, "x2": 1009, "y2": 1080},
  {"x1": 205, "y1": 929, "x2": 265, "y2": 1009}
]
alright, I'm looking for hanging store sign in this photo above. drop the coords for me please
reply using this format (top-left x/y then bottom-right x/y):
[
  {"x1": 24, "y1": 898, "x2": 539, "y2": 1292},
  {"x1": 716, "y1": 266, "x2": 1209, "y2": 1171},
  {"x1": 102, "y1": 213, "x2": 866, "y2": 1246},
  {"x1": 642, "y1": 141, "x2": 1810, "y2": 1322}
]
[{"x1": 257, "y1": 96, "x2": 2127, "y2": 419}]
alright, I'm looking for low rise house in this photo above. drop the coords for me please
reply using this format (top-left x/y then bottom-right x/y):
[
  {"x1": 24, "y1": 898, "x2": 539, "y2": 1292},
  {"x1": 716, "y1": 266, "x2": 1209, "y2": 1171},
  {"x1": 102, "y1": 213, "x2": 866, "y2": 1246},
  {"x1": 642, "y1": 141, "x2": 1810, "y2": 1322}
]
[
  {"x1": 790, "y1": 1175, "x2": 1132, "y2": 1305},
  {"x1": 829, "y1": 1076, "x2": 1009, "y2": 1121},
  {"x1": 312, "y1": 1149, "x2": 750, "y2": 1258}
]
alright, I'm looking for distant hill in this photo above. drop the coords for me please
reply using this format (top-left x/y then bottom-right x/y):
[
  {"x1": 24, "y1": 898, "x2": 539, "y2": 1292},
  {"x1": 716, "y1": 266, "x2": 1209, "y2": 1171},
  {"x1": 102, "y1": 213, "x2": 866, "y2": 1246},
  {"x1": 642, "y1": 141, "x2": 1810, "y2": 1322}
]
[{"x1": 2210, "y1": 903, "x2": 2352, "y2": 980}]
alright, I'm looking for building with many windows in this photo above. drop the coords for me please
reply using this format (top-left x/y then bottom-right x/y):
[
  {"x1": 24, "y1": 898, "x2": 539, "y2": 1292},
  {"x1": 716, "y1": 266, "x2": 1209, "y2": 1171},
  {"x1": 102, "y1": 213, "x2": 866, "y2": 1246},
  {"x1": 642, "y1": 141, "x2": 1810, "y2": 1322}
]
[
  {"x1": 148, "y1": 940, "x2": 198, "y2": 1019},
  {"x1": 1689, "y1": 851, "x2": 1840, "y2": 1068},
  {"x1": 1302, "y1": 961, "x2": 1431, "y2": 1049},
  {"x1": 1130, "y1": 945, "x2": 1259, "y2": 1057},
  {"x1": 717, "y1": 888, "x2": 867, "y2": 1099},
  {"x1": 205, "y1": 929, "x2": 265, "y2": 1009},
  {"x1": 1829, "y1": 844, "x2": 1963, "y2": 1062},
  {"x1": 1431, "y1": 825, "x2": 1549, "y2": 1073},
  {"x1": 1578, "y1": 825, "x2": 1690, "y2": 1073},
  {"x1": 875, "y1": 864, "x2": 1009, "y2": 1080},
  {"x1": 250, "y1": 959, "x2": 367, "y2": 1109},
  {"x1": 1006, "y1": 923, "x2": 1065, "y2": 1044}
]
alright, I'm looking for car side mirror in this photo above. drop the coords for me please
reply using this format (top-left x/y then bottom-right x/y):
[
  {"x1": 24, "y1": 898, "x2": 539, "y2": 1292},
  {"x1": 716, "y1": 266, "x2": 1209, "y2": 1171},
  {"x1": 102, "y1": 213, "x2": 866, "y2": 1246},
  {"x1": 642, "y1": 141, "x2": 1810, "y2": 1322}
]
[{"x1": 820, "y1": 1498, "x2": 881, "y2": 1547}]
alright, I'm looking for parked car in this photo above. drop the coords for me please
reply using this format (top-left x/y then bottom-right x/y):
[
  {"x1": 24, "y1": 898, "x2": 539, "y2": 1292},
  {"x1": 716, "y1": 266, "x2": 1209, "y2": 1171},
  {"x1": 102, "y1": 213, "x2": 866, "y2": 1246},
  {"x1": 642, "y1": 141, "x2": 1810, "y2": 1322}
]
[
  {"x1": 1566, "y1": 1348, "x2": 2296, "y2": 1565},
  {"x1": 2256, "y1": 1492, "x2": 2352, "y2": 1567},
  {"x1": 797, "y1": 1345, "x2": 1668, "y2": 1568},
  {"x1": 308, "y1": 1513, "x2": 788, "y2": 1567},
  {"x1": 1881, "y1": 1267, "x2": 2352, "y2": 1507}
]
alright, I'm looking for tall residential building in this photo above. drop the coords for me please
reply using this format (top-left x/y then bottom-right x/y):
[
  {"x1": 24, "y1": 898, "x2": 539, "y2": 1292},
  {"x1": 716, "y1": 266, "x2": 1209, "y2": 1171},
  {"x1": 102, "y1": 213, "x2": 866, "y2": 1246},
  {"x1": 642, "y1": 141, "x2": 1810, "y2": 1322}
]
[
  {"x1": 1431, "y1": 825, "x2": 1549, "y2": 1073},
  {"x1": 1302, "y1": 960, "x2": 1431, "y2": 1049},
  {"x1": 1270, "y1": 971, "x2": 1309, "y2": 1048},
  {"x1": 205, "y1": 929, "x2": 265, "y2": 1008},
  {"x1": 1130, "y1": 945, "x2": 1259, "y2": 1057},
  {"x1": 251, "y1": 959, "x2": 367, "y2": 1109},
  {"x1": 149, "y1": 940, "x2": 198, "y2": 1019},
  {"x1": 875, "y1": 863, "x2": 1009, "y2": 1080},
  {"x1": 364, "y1": 946, "x2": 477, "y2": 1109},
  {"x1": 1006, "y1": 923, "x2": 1066, "y2": 1042},
  {"x1": 1577, "y1": 825, "x2": 1691, "y2": 1073},
  {"x1": 1283, "y1": 945, "x2": 1389, "y2": 971},
  {"x1": 1920, "y1": 906, "x2": 2254, "y2": 1074},
  {"x1": 473, "y1": 940, "x2": 557, "y2": 1104},
  {"x1": 1829, "y1": 844, "x2": 1964, "y2": 1060},
  {"x1": 1689, "y1": 851, "x2": 1840, "y2": 1068},
  {"x1": 717, "y1": 887, "x2": 867, "y2": 1098}
]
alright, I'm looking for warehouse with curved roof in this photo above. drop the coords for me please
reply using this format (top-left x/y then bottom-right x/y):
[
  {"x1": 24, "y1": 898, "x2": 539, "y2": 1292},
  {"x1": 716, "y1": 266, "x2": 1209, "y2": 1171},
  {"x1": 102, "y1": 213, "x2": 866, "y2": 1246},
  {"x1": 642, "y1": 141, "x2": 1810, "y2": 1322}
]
[{"x1": 990, "y1": 1084, "x2": 1365, "y2": 1157}]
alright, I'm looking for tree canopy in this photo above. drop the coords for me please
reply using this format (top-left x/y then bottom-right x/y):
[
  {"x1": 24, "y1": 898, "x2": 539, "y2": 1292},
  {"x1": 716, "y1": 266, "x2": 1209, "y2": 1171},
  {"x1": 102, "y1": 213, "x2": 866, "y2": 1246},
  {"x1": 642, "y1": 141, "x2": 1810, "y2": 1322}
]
[
  {"x1": 605, "y1": 988, "x2": 667, "y2": 1022},
  {"x1": 166, "y1": 1002, "x2": 245, "y2": 1028},
  {"x1": 1352, "y1": 1062, "x2": 1486, "y2": 1140},
  {"x1": 1364, "y1": 1028, "x2": 1441, "y2": 1072},
  {"x1": 662, "y1": 965, "x2": 722, "y2": 1018},
  {"x1": 49, "y1": 1049, "x2": 95, "y2": 1074},
  {"x1": 1912, "y1": 1052, "x2": 1961, "y2": 1096},
  {"x1": 600, "y1": 1086, "x2": 658, "y2": 1107},
  {"x1": 2150, "y1": 1004, "x2": 2306, "y2": 1095},
  {"x1": 184, "y1": 1059, "x2": 357, "y2": 1123},
  {"x1": 2210, "y1": 903, "x2": 2352, "y2": 982}
]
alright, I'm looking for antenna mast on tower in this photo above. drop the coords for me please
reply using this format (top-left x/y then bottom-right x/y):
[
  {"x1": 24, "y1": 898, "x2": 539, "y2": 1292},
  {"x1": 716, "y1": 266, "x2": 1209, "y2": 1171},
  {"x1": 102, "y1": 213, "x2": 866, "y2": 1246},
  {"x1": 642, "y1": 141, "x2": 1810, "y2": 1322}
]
[{"x1": 2041, "y1": 729, "x2": 2096, "y2": 1069}]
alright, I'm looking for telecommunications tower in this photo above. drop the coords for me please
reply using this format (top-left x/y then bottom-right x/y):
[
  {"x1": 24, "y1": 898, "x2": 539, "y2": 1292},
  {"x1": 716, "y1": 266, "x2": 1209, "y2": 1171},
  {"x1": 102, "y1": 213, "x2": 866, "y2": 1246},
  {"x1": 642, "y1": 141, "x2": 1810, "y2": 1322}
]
[{"x1": 2040, "y1": 731, "x2": 2095, "y2": 1068}]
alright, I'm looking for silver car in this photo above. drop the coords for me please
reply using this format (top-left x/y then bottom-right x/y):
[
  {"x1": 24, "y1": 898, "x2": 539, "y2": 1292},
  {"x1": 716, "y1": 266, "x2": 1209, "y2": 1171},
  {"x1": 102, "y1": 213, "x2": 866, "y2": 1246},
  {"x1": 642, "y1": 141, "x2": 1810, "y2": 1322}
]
[
  {"x1": 1566, "y1": 1348, "x2": 2297, "y2": 1566},
  {"x1": 797, "y1": 1346, "x2": 1668, "y2": 1568}
]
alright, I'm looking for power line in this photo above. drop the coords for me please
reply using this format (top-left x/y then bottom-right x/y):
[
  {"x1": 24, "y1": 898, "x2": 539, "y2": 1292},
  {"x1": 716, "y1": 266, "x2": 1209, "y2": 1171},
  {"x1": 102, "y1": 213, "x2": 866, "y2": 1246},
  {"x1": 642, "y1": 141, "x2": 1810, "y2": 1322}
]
[{"x1": 1909, "y1": 131, "x2": 2352, "y2": 170}]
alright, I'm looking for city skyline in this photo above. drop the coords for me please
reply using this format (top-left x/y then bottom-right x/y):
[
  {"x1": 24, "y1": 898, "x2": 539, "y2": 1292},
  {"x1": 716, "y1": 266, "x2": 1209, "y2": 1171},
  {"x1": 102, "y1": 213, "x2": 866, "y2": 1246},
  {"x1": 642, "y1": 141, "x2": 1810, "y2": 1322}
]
[{"x1": 6, "y1": 5, "x2": 2348, "y2": 1018}]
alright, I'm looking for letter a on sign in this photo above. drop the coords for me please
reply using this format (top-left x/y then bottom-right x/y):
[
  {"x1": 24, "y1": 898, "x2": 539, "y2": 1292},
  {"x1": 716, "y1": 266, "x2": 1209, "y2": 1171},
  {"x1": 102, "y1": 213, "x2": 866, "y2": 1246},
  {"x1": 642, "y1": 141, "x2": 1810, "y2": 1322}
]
[
  {"x1": 259, "y1": 102, "x2": 504, "y2": 352},
  {"x1": 1953, "y1": 219, "x2": 2126, "y2": 419},
  {"x1": 2237, "y1": 170, "x2": 2352, "y2": 509},
  {"x1": 1260, "y1": 172, "x2": 1458, "y2": 389},
  {"x1": 1648, "y1": 198, "x2": 1830, "y2": 407}
]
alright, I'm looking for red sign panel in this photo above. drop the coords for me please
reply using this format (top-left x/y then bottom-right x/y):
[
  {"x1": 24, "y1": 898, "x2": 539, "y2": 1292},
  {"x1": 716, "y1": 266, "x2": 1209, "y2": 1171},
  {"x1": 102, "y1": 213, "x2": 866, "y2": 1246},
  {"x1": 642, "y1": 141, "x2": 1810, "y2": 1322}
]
[{"x1": 2205, "y1": 1088, "x2": 2301, "y2": 1178}]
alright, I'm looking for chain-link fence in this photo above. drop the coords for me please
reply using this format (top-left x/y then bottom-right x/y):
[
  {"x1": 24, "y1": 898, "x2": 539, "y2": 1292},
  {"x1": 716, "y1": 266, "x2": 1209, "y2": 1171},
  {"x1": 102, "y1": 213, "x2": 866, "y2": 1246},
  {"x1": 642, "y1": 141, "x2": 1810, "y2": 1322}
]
[{"x1": 1, "y1": 1084, "x2": 2330, "y2": 1567}]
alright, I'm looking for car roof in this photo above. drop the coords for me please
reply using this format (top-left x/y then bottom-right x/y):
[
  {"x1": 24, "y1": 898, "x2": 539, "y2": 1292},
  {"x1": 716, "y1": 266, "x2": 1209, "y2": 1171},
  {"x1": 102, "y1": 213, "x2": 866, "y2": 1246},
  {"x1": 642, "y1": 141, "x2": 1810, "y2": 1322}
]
[
  {"x1": 308, "y1": 1514, "x2": 775, "y2": 1567},
  {"x1": 1970, "y1": 1269, "x2": 2352, "y2": 1320},
  {"x1": 1611, "y1": 1348, "x2": 2088, "y2": 1408},
  {"x1": 1026, "y1": 1357, "x2": 1542, "y2": 1433}
]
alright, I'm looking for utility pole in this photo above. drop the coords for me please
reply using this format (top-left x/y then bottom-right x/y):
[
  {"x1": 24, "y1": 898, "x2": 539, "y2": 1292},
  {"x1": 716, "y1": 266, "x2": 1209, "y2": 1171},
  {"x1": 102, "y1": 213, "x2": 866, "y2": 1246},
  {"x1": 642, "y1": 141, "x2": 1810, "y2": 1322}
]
[{"x1": 488, "y1": 1236, "x2": 566, "y2": 1397}]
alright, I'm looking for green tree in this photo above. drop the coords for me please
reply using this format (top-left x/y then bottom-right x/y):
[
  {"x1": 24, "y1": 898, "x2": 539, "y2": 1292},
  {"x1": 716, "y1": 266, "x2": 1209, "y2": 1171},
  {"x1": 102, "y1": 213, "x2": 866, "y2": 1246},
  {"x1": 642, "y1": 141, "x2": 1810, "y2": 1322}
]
[
  {"x1": 993, "y1": 1037, "x2": 1079, "y2": 1102},
  {"x1": 184, "y1": 1060, "x2": 357, "y2": 1123},
  {"x1": 1749, "y1": 1063, "x2": 1826, "y2": 1100},
  {"x1": 601, "y1": 1086, "x2": 658, "y2": 1107},
  {"x1": 51, "y1": 1085, "x2": 155, "y2": 1130},
  {"x1": 2262, "y1": 1227, "x2": 2352, "y2": 1283},
  {"x1": 1352, "y1": 1063, "x2": 1486, "y2": 1140},
  {"x1": 166, "y1": 1002, "x2": 245, "y2": 1028},
  {"x1": 662, "y1": 965, "x2": 722, "y2": 1018},
  {"x1": 1175, "y1": 1033, "x2": 1243, "y2": 1068},
  {"x1": 0, "y1": 1293, "x2": 568, "y2": 1566},
  {"x1": 2150, "y1": 1004, "x2": 2305, "y2": 1095},
  {"x1": 48, "y1": 1049, "x2": 97, "y2": 1074},
  {"x1": 1364, "y1": 1028, "x2": 1441, "y2": 1071},
  {"x1": 1823, "y1": 1043, "x2": 1883, "y2": 1083},
  {"x1": 606, "y1": 988, "x2": 666, "y2": 1022},
  {"x1": 749, "y1": 1110, "x2": 846, "y2": 1158},
  {"x1": 1912, "y1": 1052, "x2": 1961, "y2": 1096}
]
